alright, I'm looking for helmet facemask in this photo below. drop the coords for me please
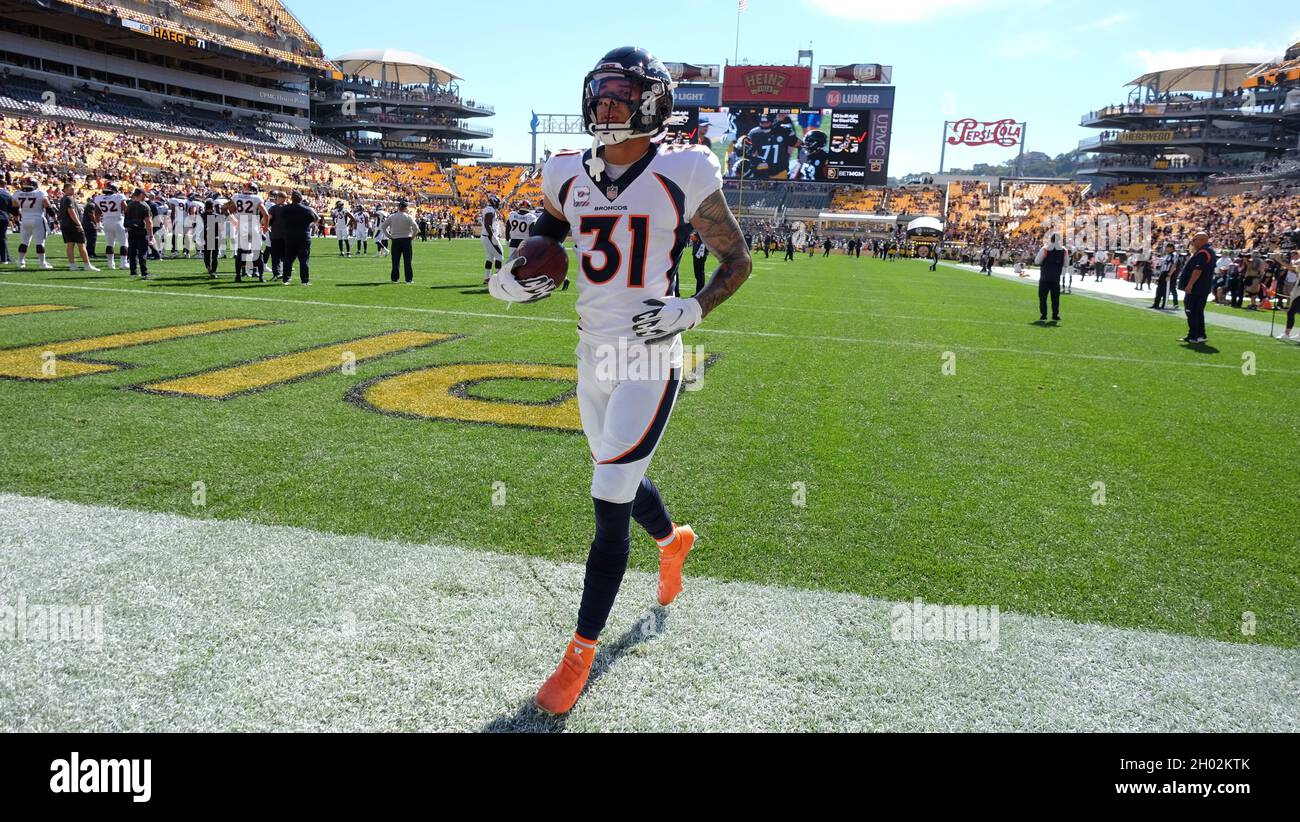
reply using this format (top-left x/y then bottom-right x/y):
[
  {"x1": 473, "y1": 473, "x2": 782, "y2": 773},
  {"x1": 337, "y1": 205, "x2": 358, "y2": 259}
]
[{"x1": 585, "y1": 71, "x2": 660, "y2": 145}]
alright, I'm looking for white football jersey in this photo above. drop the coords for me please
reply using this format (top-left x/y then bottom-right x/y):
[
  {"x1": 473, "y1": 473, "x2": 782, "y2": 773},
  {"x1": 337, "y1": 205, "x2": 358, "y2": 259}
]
[
  {"x1": 94, "y1": 192, "x2": 127, "y2": 223},
  {"x1": 232, "y1": 192, "x2": 264, "y2": 216},
  {"x1": 168, "y1": 197, "x2": 188, "y2": 222},
  {"x1": 479, "y1": 205, "x2": 498, "y2": 239},
  {"x1": 507, "y1": 209, "x2": 537, "y2": 246},
  {"x1": 542, "y1": 143, "x2": 722, "y2": 344},
  {"x1": 14, "y1": 188, "x2": 50, "y2": 221}
]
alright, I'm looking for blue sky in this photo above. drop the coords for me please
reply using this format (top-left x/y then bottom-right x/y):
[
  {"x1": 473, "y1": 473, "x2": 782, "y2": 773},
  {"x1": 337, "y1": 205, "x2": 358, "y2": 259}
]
[{"x1": 285, "y1": 0, "x2": 1299, "y2": 176}]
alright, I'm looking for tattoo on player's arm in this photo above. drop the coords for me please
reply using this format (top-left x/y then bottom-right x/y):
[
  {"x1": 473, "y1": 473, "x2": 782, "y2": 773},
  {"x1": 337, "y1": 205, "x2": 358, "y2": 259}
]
[{"x1": 690, "y1": 190, "x2": 751, "y2": 318}]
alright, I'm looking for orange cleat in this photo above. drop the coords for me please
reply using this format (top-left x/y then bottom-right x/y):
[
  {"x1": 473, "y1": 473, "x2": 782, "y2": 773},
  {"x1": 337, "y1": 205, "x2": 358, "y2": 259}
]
[
  {"x1": 535, "y1": 633, "x2": 597, "y2": 715},
  {"x1": 657, "y1": 524, "x2": 696, "y2": 606}
]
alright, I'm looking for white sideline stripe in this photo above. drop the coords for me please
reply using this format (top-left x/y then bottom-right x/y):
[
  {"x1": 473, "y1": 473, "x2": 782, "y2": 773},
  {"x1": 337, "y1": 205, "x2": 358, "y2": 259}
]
[
  {"x1": 0, "y1": 280, "x2": 573, "y2": 324},
  {"x1": 3, "y1": 280, "x2": 1295, "y2": 375},
  {"x1": 0, "y1": 493, "x2": 1295, "y2": 732}
]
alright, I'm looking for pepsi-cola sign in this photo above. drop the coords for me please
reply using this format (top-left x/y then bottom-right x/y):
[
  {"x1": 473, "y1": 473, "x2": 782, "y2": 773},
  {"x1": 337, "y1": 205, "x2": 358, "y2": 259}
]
[{"x1": 946, "y1": 118, "x2": 1024, "y2": 147}]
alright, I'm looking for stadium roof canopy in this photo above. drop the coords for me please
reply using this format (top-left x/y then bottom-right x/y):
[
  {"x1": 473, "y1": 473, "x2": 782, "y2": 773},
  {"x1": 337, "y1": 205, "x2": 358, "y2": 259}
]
[
  {"x1": 334, "y1": 49, "x2": 461, "y2": 85},
  {"x1": 906, "y1": 216, "x2": 944, "y2": 236},
  {"x1": 1126, "y1": 49, "x2": 1278, "y2": 93}
]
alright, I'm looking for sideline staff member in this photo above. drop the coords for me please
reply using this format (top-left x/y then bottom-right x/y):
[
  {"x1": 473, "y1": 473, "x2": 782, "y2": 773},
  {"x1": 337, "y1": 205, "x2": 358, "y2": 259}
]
[
  {"x1": 277, "y1": 191, "x2": 318, "y2": 285},
  {"x1": 378, "y1": 200, "x2": 418, "y2": 284}
]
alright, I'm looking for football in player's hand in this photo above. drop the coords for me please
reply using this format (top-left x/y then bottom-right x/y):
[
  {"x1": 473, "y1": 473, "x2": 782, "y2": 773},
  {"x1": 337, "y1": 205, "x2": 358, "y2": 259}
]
[{"x1": 512, "y1": 236, "x2": 568, "y2": 288}]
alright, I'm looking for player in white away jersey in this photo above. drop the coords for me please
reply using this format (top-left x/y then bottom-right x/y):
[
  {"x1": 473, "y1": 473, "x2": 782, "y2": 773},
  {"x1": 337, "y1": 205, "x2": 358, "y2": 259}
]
[
  {"x1": 229, "y1": 183, "x2": 270, "y2": 282},
  {"x1": 332, "y1": 202, "x2": 354, "y2": 256},
  {"x1": 187, "y1": 195, "x2": 204, "y2": 253},
  {"x1": 167, "y1": 192, "x2": 190, "y2": 257},
  {"x1": 13, "y1": 177, "x2": 54, "y2": 269},
  {"x1": 488, "y1": 47, "x2": 751, "y2": 716},
  {"x1": 480, "y1": 194, "x2": 503, "y2": 283},
  {"x1": 92, "y1": 184, "x2": 129, "y2": 270},
  {"x1": 505, "y1": 199, "x2": 538, "y2": 252},
  {"x1": 372, "y1": 206, "x2": 389, "y2": 256},
  {"x1": 352, "y1": 206, "x2": 370, "y2": 255}
]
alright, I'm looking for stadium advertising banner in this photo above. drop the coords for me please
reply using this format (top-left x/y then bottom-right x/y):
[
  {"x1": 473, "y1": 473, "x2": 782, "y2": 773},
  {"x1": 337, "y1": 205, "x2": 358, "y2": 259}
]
[
  {"x1": 721, "y1": 65, "x2": 813, "y2": 105},
  {"x1": 672, "y1": 83, "x2": 721, "y2": 109},
  {"x1": 121, "y1": 18, "x2": 207, "y2": 49},
  {"x1": 810, "y1": 85, "x2": 895, "y2": 110},
  {"x1": 665, "y1": 63, "x2": 720, "y2": 83},
  {"x1": 811, "y1": 84, "x2": 895, "y2": 185},
  {"x1": 945, "y1": 118, "x2": 1023, "y2": 147},
  {"x1": 825, "y1": 110, "x2": 869, "y2": 181},
  {"x1": 1119, "y1": 130, "x2": 1176, "y2": 143},
  {"x1": 661, "y1": 107, "x2": 702, "y2": 146},
  {"x1": 818, "y1": 64, "x2": 893, "y2": 85}
]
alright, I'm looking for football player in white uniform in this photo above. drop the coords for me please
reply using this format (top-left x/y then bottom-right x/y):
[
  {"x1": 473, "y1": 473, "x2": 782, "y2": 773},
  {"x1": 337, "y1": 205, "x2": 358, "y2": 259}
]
[
  {"x1": 372, "y1": 205, "x2": 389, "y2": 256},
  {"x1": 489, "y1": 47, "x2": 751, "y2": 715},
  {"x1": 93, "y1": 184, "x2": 129, "y2": 270},
  {"x1": 480, "y1": 193, "x2": 503, "y2": 284},
  {"x1": 188, "y1": 195, "x2": 205, "y2": 252},
  {"x1": 230, "y1": 183, "x2": 270, "y2": 282},
  {"x1": 168, "y1": 191, "x2": 190, "y2": 258},
  {"x1": 352, "y1": 206, "x2": 370, "y2": 256},
  {"x1": 211, "y1": 192, "x2": 231, "y2": 258},
  {"x1": 332, "y1": 202, "x2": 354, "y2": 256},
  {"x1": 505, "y1": 199, "x2": 538, "y2": 252},
  {"x1": 13, "y1": 178, "x2": 54, "y2": 269}
]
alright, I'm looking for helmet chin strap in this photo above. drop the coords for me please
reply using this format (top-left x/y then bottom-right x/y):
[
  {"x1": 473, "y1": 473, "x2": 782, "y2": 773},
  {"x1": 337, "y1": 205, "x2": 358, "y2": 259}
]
[{"x1": 586, "y1": 135, "x2": 607, "y2": 181}]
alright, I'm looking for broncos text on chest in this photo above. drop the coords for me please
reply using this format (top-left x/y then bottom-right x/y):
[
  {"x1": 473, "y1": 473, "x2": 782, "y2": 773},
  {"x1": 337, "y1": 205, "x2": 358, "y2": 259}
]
[{"x1": 542, "y1": 142, "x2": 722, "y2": 344}]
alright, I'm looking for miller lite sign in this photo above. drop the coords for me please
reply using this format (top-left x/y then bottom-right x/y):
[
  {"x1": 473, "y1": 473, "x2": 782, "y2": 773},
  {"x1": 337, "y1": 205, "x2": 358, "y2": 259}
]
[{"x1": 946, "y1": 118, "x2": 1024, "y2": 147}]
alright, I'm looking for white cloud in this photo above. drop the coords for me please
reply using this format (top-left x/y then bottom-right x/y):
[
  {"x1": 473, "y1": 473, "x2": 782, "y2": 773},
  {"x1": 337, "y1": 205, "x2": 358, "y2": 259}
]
[
  {"x1": 1077, "y1": 13, "x2": 1129, "y2": 32},
  {"x1": 990, "y1": 34, "x2": 1078, "y2": 61},
  {"x1": 801, "y1": 0, "x2": 1014, "y2": 24}
]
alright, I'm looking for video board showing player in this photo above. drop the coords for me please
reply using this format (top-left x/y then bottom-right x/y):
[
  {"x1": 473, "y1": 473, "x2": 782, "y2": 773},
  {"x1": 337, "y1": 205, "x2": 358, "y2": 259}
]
[{"x1": 705, "y1": 108, "x2": 839, "y2": 182}]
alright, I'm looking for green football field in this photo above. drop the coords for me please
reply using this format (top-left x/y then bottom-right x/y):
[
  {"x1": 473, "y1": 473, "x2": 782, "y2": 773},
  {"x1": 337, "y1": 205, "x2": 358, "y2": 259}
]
[{"x1": 1, "y1": 237, "x2": 1296, "y2": 653}]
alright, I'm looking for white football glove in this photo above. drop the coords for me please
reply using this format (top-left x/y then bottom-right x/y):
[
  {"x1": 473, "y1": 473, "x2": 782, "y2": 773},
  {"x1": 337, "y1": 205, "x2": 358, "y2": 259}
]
[
  {"x1": 487, "y1": 255, "x2": 557, "y2": 303},
  {"x1": 631, "y1": 297, "x2": 703, "y2": 342}
]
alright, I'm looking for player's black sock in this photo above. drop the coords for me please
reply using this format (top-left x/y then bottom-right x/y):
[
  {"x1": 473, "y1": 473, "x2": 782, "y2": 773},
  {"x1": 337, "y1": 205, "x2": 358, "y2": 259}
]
[
  {"x1": 632, "y1": 476, "x2": 673, "y2": 541},
  {"x1": 576, "y1": 497, "x2": 633, "y2": 641},
  {"x1": 494, "y1": 260, "x2": 502, "y2": 271}
]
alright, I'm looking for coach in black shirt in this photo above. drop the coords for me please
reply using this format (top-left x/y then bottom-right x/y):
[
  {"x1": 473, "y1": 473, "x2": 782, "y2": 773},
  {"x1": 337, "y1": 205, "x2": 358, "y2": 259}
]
[
  {"x1": 1178, "y1": 231, "x2": 1216, "y2": 344},
  {"x1": 0, "y1": 182, "x2": 11, "y2": 264},
  {"x1": 278, "y1": 191, "x2": 318, "y2": 285},
  {"x1": 1033, "y1": 233, "x2": 1066, "y2": 322},
  {"x1": 689, "y1": 230, "x2": 708, "y2": 293},
  {"x1": 123, "y1": 188, "x2": 153, "y2": 279},
  {"x1": 266, "y1": 191, "x2": 286, "y2": 281}
]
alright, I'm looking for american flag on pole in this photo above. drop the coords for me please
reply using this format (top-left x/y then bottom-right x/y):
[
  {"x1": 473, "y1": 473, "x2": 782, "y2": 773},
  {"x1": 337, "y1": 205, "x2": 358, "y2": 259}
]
[{"x1": 738, "y1": 0, "x2": 747, "y2": 11}]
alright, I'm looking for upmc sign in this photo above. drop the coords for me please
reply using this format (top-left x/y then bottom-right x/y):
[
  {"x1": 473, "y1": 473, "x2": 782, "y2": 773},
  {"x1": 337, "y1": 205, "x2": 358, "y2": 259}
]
[
  {"x1": 810, "y1": 85, "x2": 895, "y2": 110},
  {"x1": 721, "y1": 65, "x2": 813, "y2": 105}
]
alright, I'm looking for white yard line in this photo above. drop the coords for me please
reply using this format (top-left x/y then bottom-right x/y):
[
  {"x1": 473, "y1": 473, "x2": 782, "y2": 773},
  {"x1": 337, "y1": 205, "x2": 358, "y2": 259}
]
[
  {"x1": 0, "y1": 494, "x2": 1294, "y2": 732},
  {"x1": 3, "y1": 280, "x2": 1295, "y2": 374}
]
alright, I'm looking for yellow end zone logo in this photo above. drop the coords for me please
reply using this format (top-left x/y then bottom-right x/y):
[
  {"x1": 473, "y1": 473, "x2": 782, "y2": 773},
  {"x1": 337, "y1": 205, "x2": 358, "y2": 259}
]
[{"x1": 1, "y1": 317, "x2": 717, "y2": 434}]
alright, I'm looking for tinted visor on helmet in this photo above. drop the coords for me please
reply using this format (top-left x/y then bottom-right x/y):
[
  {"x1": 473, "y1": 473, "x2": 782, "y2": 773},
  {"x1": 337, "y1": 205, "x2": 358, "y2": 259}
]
[{"x1": 586, "y1": 72, "x2": 643, "y2": 126}]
